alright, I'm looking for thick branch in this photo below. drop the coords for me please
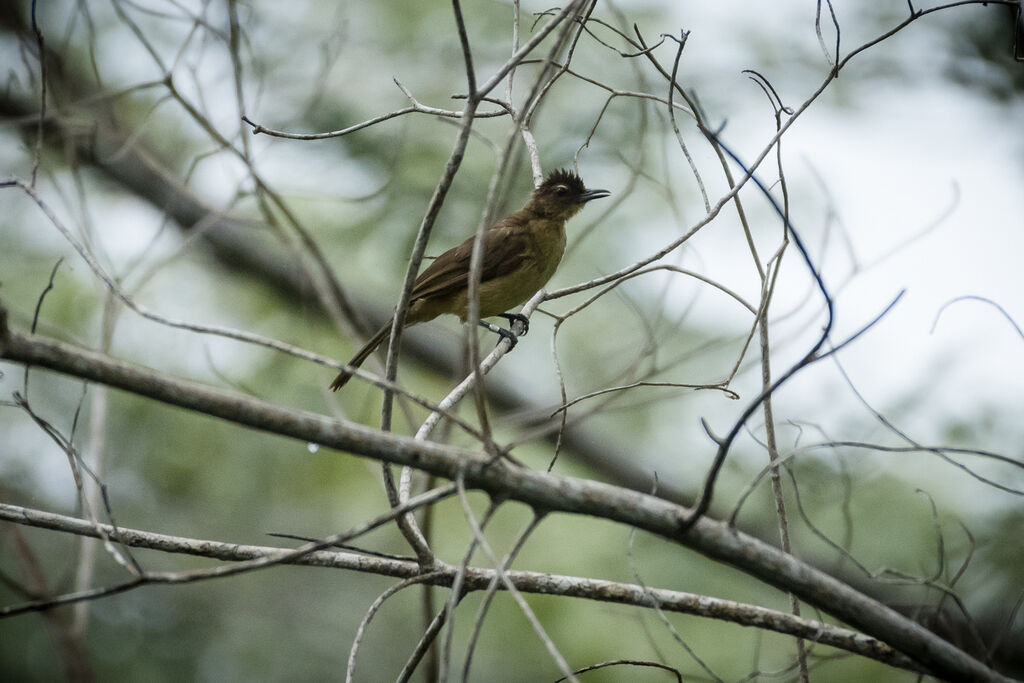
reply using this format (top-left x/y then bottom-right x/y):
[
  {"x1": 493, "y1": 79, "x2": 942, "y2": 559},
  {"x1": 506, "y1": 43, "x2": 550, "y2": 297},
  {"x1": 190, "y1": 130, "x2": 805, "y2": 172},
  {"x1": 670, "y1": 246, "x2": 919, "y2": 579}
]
[{"x1": 0, "y1": 314, "x2": 1009, "y2": 683}]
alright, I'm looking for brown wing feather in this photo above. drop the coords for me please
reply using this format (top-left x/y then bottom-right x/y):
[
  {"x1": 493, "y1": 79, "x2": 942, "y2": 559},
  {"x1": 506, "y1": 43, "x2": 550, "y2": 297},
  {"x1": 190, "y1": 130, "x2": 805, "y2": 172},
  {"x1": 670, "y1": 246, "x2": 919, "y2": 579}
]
[{"x1": 410, "y1": 217, "x2": 529, "y2": 302}]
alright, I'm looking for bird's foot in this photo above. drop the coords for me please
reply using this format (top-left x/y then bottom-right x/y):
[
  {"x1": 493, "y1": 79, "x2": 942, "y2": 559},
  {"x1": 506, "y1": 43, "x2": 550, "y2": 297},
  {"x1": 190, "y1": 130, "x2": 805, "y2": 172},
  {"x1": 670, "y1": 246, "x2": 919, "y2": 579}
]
[
  {"x1": 479, "y1": 320, "x2": 520, "y2": 350},
  {"x1": 498, "y1": 312, "x2": 529, "y2": 336}
]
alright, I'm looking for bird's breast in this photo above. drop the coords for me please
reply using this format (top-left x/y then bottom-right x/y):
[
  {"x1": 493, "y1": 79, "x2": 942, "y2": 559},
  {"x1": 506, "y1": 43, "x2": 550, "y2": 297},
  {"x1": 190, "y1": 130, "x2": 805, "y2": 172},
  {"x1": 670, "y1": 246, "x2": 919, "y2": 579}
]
[{"x1": 476, "y1": 222, "x2": 566, "y2": 317}]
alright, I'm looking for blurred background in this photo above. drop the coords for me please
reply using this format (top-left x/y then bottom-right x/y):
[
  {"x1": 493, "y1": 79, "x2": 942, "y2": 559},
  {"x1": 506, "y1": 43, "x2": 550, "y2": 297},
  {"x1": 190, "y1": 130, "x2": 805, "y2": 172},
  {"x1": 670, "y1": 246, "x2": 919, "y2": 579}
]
[{"x1": 1, "y1": 0, "x2": 1022, "y2": 680}]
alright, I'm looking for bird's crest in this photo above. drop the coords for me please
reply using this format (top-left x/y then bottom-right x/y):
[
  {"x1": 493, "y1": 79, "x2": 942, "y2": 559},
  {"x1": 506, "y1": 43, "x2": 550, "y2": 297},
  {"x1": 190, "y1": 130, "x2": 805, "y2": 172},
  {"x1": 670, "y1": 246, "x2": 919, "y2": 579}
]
[{"x1": 539, "y1": 168, "x2": 586, "y2": 195}]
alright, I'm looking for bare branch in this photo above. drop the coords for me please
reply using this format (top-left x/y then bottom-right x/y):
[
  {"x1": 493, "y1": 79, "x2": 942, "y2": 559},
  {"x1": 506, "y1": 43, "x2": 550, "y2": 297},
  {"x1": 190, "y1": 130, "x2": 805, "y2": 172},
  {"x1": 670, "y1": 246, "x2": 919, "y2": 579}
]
[
  {"x1": 0, "y1": 315, "x2": 1010, "y2": 682},
  {"x1": 0, "y1": 501, "x2": 925, "y2": 675}
]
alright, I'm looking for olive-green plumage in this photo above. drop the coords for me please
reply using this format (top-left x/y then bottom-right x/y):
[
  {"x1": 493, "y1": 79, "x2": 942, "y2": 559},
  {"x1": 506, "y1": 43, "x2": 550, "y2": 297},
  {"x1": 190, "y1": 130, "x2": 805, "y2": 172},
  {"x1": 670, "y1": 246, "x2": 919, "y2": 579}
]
[{"x1": 330, "y1": 169, "x2": 609, "y2": 390}]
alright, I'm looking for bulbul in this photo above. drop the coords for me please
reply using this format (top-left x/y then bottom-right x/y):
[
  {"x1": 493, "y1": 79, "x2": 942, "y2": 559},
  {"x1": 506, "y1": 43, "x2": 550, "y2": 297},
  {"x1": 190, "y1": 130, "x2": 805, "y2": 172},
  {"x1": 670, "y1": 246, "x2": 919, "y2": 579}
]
[{"x1": 329, "y1": 168, "x2": 610, "y2": 391}]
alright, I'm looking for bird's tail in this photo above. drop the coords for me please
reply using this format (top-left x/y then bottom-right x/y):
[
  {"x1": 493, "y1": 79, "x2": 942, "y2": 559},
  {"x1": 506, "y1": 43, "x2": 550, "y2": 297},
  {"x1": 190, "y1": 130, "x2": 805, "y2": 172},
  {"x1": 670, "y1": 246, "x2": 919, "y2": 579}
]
[{"x1": 329, "y1": 322, "x2": 393, "y2": 391}]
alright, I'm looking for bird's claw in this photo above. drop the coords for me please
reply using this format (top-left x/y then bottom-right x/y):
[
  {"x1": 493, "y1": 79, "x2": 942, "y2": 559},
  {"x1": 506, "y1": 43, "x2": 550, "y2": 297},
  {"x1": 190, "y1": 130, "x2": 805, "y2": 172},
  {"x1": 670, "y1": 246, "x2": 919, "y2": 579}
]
[
  {"x1": 495, "y1": 325, "x2": 519, "y2": 350},
  {"x1": 498, "y1": 312, "x2": 529, "y2": 336},
  {"x1": 479, "y1": 319, "x2": 520, "y2": 350}
]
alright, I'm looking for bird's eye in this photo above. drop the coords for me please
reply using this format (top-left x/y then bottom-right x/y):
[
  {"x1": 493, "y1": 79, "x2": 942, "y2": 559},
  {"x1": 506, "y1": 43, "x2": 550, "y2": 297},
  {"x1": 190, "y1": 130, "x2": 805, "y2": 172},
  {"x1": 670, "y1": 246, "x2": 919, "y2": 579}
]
[{"x1": 554, "y1": 185, "x2": 569, "y2": 195}]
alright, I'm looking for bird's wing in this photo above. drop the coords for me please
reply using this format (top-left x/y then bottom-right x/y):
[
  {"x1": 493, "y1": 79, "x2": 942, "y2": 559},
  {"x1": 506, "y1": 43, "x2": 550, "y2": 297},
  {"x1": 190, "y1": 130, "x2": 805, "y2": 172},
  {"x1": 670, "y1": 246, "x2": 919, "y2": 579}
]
[{"x1": 410, "y1": 221, "x2": 529, "y2": 302}]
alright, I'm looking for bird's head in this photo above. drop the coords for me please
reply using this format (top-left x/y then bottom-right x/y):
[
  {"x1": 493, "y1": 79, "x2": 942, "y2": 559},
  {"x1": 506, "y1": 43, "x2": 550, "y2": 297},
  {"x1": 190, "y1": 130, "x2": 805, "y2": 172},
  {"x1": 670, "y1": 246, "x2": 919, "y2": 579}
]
[{"x1": 528, "y1": 168, "x2": 610, "y2": 220}]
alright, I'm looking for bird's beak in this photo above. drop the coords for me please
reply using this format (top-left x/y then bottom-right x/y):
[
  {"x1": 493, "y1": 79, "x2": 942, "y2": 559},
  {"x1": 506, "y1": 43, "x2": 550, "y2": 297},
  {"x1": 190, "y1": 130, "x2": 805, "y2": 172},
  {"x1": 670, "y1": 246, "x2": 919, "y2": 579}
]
[{"x1": 579, "y1": 188, "x2": 611, "y2": 203}]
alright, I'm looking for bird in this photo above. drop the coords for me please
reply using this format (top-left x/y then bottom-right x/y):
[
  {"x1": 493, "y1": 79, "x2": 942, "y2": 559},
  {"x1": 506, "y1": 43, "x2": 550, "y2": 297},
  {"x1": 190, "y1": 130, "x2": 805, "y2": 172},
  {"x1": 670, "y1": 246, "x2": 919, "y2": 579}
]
[{"x1": 329, "y1": 168, "x2": 610, "y2": 391}]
